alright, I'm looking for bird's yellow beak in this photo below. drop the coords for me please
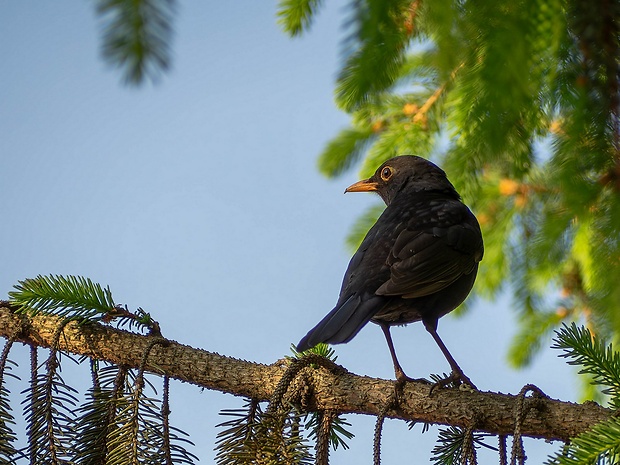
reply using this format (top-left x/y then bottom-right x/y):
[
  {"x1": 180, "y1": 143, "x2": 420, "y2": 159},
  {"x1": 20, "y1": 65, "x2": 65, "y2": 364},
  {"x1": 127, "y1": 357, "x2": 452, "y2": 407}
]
[{"x1": 345, "y1": 178, "x2": 379, "y2": 193}]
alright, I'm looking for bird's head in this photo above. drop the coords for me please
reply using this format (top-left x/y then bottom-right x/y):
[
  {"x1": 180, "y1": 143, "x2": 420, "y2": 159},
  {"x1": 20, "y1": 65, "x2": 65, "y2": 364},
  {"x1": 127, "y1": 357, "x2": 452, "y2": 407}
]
[{"x1": 345, "y1": 155, "x2": 459, "y2": 205}]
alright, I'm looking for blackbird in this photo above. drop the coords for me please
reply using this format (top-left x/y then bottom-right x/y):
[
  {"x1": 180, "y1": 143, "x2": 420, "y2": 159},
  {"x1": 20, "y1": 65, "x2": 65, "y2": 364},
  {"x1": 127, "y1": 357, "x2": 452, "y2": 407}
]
[{"x1": 297, "y1": 155, "x2": 483, "y2": 387}]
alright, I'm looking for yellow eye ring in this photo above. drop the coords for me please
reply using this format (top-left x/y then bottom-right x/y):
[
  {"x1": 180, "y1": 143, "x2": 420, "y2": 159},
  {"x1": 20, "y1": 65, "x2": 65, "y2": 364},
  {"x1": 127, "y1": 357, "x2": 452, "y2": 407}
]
[{"x1": 380, "y1": 166, "x2": 393, "y2": 181}]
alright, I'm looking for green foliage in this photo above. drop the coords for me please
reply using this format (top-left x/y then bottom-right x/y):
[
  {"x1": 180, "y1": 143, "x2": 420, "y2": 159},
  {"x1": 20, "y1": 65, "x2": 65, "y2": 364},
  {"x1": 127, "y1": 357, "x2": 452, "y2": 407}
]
[
  {"x1": 216, "y1": 344, "x2": 354, "y2": 464},
  {"x1": 0, "y1": 333, "x2": 191, "y2": 465},
  {"x1": 96, "y1": 0, "x2": 175, "y2": 84},
  {"x1": 0, "y1": 341, "x2": 19, "y2": 464},
  {"x1": 546, "y1": 324, "x2": 620, "y2": 464},
  {"x1": 2, "y1": 275, "x2": 194, "y2": 463},
  {"x1": 430, "y1": 426, "x2": 493, "y2": 465},
  {"x1": 317, "y1": 126, "x2": 375, "y2": 178},
  {"x1": 72, "y1": 363, "x2": 119, "y2": 464},
  {"x1": 335, "y1": 0, "x2": 412, "y2": 112},
  {"x1": 281, "y1": 0, "x2": 620, "y2": 370},
  {"x1": 215, "y1": 400, "x2": 265, "y2": 464},
  {"x1": 23, "y1": 349, "x2": 80, "y2": 463},
  {"x1": 552, "y1": 323, "x2": 620, "y2": 408},
  {"x1": 277, "y1": 0, "x2": 324, "y2": 37},
  {"x1": 304, "y1": 412, "x2": 354, "y2": 452},
  {"x1": 216, "y1": 400, "x2": 353, "y2": 464},
  {"x1": 67, "y1": 359, "x2": 196, "y2": 465},
  {"x1": 546, "y1": 417, "x2": 620, "y2": 465},
  {"x1": 290, "y1": 341, "x2": 337, "y2": 361},
  {"x1": 106, "y1": 370, "x2": 195, "y2": 464},
  {"x1": 9, "y1": 274, "x2": 115, "y2": 320},
  {"x1": 0, "y1": 379, "x2": 18, "y2": 465},
  {"x1": 215, "y1": 401, "x2": 313, "y2": 465},
  {"x1": 9, "y1": 274, "x2": 159, "y2": 333}
]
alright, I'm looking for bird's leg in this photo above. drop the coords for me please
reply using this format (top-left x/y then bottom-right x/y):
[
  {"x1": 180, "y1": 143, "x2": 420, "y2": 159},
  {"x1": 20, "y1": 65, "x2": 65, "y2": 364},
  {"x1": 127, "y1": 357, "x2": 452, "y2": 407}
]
[
  {"x1": 423, "y1": 319, "x2": 477, "y2": 390},
  {"x1": 380, "y1": 323, "x2": 408, "y2": 382},
  {"x1": 380, "y1": 323, "x2": 429, "y2": 384}
]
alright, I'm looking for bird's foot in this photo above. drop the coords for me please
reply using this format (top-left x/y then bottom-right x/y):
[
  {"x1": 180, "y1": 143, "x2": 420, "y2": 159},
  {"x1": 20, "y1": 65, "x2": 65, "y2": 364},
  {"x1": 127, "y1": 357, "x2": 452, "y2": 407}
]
[
  {"x1": 386, "y1": 373, "x2": 427, "y2": 408},
  {"x1": 429, "y1": 371, "x2": 477, "y2": 395},
  {"x1": 394, "y1": 366, "x2": 431, "y2": 385},
  {"x1": 390, "y1": 370, "x2": 432, "y2": 404}
]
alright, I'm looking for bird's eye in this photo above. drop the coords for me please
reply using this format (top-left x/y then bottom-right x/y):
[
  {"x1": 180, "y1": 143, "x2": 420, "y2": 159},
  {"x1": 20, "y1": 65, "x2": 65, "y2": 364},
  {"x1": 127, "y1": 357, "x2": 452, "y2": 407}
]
[{"x1": 380, "y1": 166, "x2": 393, "y2": 181}]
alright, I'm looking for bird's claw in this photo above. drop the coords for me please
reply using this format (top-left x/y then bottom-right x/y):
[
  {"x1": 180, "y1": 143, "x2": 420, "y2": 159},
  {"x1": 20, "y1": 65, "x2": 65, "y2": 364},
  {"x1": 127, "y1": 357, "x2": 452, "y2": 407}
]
[
  {"x1": 396, "y1": 374, "x2": 432, "y2": 385},
  {"x1": 394, "y1": 366, "x2": 432, "y2": 386},
  {"x1": 429, "y1": 371, "x2": 477, "y2": 395}
]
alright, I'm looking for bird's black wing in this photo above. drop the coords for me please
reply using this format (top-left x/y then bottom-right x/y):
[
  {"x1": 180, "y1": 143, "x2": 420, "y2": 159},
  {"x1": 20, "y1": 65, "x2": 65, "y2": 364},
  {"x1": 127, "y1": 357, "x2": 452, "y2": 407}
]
[{"x1": 376, "y1": 199, "x2": 483, "y2": 298}]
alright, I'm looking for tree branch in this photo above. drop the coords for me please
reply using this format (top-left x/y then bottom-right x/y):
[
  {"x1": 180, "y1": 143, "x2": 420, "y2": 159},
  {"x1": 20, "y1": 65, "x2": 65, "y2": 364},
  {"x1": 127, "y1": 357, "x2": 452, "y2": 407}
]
[{"x1": 0, "y1": 303, "x2": 610, "y2": 442}]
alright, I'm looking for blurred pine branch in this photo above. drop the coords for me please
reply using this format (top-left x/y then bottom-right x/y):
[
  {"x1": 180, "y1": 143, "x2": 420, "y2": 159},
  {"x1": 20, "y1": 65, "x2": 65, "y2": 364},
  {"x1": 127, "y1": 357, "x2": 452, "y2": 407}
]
[{"x1": 96, "y1": 0, "x2": 176, "y2": 84}]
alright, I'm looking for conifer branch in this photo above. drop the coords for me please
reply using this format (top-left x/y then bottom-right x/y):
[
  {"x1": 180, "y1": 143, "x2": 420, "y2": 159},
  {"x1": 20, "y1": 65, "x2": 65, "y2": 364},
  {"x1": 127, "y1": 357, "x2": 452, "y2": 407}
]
[
  {"x1": 0, "y1": 302, "x2": 610, "y2": 443},
  {"x1": 96, "y1": 0, "x2": 175, "y2": 85},
  {"x1": 411, "y1": 63, "x2": 463, "y2": 125}
]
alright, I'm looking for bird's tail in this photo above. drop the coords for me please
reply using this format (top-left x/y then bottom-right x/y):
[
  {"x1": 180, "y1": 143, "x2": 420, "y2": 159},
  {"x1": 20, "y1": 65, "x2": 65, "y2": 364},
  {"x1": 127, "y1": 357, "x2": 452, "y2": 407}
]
[{"x1": 296, "y1": 294, "x2": 384, "y2": 352}]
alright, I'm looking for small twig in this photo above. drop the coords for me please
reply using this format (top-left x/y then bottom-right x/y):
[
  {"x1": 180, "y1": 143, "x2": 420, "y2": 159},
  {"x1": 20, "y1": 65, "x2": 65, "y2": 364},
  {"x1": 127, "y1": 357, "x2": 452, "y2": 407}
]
[
  {"x1": 374, "y1": 387, "x2": 400, "y2": 465},
  {"x1": 44, "y1": 318, "x2": 76, "y2": 464},
  {"x1": 373, "y1": 406, "x2": 386, "y2": 465},
  {"x1": 316, "y1": 410, "x2": 334, "y2": 465},
  {"x1": 0, "y1": 320, "x2": 23, "y2": 378},
  {"x1": 461, "y1": 421, "x2": 478, "y2": 465},
  {"x1": 499, "y1": 435, "x2": 508, "y2": 465},
  {"x1": 28, "y1": 345, "x2": 39, "y2": 465},
  {"x1": 162, "y1": 376, "x2": 172, "y2": 465},
  {"x1": 129, "y1": 337, "x2": 169, "y2": 465},
  {"x1": 510, "y1": 385, "x2": 548, "y2": 465},
  {"x1": 412, "y1": 62, "x2": 464, "y2": 124}
]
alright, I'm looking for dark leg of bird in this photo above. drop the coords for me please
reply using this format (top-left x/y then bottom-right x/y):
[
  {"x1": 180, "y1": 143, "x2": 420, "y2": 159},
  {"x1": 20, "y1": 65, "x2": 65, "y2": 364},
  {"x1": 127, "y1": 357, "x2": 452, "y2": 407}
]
[
  {"x1": 379, "y1": 323, "x2": 432, "y2": 384},
  {"x1": 379, "y1": 323, "x2": 410, "y2": 382},
  {"x1": 423, "y1": 319, "x2": 477, "y2": 389}
]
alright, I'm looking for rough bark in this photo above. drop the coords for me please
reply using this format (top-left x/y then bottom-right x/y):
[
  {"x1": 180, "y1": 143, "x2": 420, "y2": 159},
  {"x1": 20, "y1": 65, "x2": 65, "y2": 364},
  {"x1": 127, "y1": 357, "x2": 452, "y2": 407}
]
[{"x1": 0, "y1": 304, "x2": 610, "y2": 442}]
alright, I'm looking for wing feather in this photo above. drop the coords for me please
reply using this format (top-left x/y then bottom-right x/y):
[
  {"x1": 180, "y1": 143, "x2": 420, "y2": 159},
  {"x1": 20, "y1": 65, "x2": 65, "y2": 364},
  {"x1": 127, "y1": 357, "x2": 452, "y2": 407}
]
[{"x1": 376, "y1": 219, "x2": 482, "y2": 298}]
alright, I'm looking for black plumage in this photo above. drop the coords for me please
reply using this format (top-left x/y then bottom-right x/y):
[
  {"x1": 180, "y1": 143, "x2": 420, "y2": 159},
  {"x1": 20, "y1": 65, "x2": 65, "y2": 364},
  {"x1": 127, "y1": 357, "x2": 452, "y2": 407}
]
[{"x1": 297, "y1": 156, "x2": 484, "y2": 386}]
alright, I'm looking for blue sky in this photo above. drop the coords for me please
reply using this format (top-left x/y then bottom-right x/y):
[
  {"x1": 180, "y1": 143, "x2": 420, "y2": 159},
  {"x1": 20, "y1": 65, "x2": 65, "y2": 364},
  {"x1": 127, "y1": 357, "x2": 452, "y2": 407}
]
[{"x1": 1, "y1": 2, "x2": 580, "y2": 462}]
